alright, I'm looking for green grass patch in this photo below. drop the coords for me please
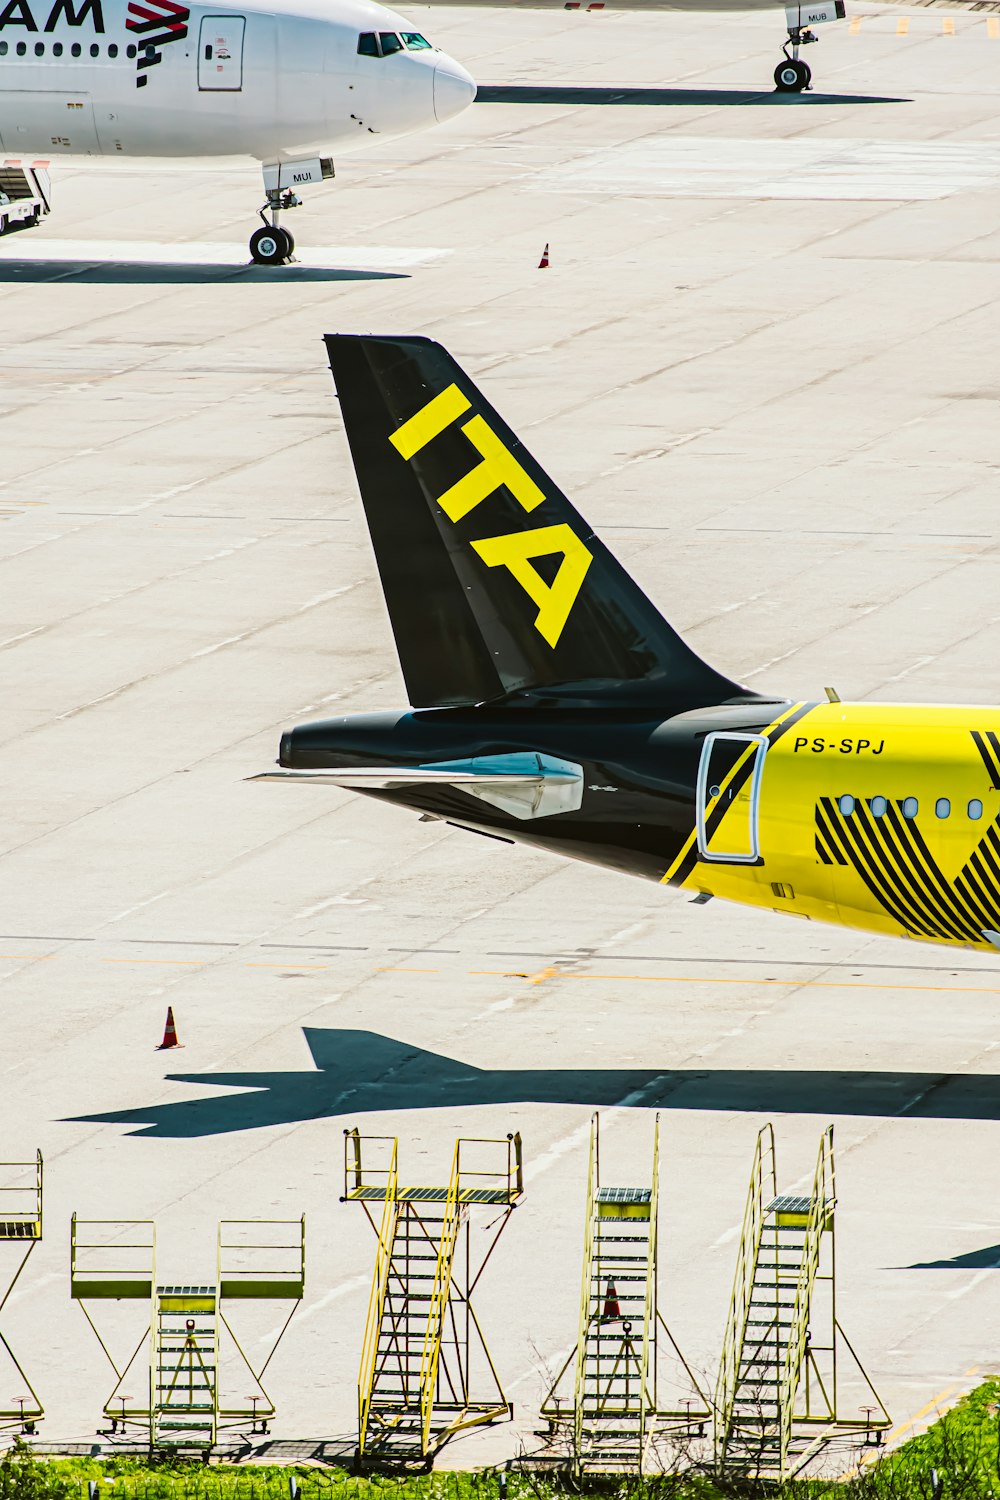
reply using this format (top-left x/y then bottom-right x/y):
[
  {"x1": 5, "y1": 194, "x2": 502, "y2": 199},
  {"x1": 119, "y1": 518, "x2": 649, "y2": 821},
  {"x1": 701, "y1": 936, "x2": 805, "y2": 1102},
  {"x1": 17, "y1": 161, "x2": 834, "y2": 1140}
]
[{"x1": 5, "y1": 1379, "x2": 1000, "y2": 1500}]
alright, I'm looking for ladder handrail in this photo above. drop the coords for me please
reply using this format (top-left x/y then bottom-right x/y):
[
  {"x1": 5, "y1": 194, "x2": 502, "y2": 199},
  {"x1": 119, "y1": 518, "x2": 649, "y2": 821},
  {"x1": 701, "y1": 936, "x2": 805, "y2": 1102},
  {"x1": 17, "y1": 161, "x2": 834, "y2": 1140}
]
[
  {"x1": 639, "y1": 1114, "x2": 659, "y2": 1462},
  {"x1": 357, "y1": 1140, "x2": 400, "y2": 1454},
  {"x1": 420, "y1": 1138, "x2": 464, "y2": 1452},
  {"x1": 778, "y1": 1126, "x2": 834, "y2": 1469},
  {"x1": 572, "y1": 1114, "x2": 599, "y2": 1461},
  {"x1": 715, "y1": 1123, "x2": 777, "y2": 1462}
]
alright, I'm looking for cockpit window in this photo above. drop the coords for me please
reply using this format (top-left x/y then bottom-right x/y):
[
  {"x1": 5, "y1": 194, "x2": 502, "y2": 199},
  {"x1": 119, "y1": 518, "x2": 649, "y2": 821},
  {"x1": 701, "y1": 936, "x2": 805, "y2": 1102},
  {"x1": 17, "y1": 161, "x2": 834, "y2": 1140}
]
[
  {"x1": 379, "y1": 31, "x2": 404, "y2": 53},
  {"x1": 402, "y1": 32, "x2": 432, "y2": 48},
  {"x1": 357, "y1": 31, "x2": 378, "y2": 55}
]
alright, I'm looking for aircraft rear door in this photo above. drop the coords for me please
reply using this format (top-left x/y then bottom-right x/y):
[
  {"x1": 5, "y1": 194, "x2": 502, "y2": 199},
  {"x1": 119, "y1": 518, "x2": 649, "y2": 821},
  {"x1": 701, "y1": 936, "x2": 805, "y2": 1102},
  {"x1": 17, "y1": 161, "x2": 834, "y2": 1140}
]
[
  {"x1": 695, "y1": 731, "x2": 767, "y2": 864},
  {"x1": 198, "y1": 16, "x2": 246, "y2": 90}
]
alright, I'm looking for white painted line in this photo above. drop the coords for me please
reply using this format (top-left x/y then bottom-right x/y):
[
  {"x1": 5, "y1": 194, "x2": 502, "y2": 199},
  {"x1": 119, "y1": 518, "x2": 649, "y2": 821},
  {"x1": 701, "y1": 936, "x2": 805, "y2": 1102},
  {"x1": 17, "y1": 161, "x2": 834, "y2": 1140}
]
[
  {"x1": 529, "y1": 137, "x2": 1000, "y2": 202},
  {"x1": 0, "y1": 238, "x2": 452, "y2": 270}
]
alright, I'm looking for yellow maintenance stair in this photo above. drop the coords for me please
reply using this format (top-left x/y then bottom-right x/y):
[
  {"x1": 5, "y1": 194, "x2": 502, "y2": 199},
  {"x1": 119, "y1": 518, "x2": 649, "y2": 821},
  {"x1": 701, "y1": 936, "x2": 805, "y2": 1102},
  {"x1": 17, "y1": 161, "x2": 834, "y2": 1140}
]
[
  {"x1": 715, "y1": 1125, "x2": 889, "y2": 1481},
  {"x1": 542, "y1": 1114, "x2": 707, "y2": 1474},
  {"x1": 71, "y1": 1214, "x2": 304, "y2": 1453},
  {"x1": 344, "y1": 1128, "x2": 522, "y2": 1466},
  {"x1": 0, "y1": 1151, "x2": 44, "y2": 1433}
]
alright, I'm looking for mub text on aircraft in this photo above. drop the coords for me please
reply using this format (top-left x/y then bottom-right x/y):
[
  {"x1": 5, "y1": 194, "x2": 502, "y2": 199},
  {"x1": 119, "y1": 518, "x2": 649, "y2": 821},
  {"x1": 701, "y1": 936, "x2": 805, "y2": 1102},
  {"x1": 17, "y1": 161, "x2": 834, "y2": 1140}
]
[
  {"x1": 255, "y1": 335, "x2": 1000, "y2": 955},
  {"x1": 0, "y1": 0, "x2": 475, "y2": 262}
]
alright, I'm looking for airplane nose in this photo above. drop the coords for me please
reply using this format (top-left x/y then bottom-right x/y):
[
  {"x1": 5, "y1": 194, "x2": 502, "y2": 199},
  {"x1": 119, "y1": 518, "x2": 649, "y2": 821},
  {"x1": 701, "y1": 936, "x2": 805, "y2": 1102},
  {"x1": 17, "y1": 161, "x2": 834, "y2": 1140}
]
[{"x1": 433, "y1": 57, "x2": 477, "y2": 123}]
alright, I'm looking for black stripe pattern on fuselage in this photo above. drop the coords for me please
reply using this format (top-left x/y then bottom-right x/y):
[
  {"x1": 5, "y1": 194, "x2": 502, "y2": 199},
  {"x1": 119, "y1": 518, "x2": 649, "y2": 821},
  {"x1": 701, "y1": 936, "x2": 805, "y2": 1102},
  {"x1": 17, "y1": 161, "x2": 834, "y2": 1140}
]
[{"x1": 815, "y1": 797, "x2": 1000, "y2": 944}]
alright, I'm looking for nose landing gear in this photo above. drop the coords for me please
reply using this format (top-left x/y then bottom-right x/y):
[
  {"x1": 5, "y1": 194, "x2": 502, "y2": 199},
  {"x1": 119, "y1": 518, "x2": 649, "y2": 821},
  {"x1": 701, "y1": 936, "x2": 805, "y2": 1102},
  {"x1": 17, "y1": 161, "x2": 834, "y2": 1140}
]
[
  {"x1": 249, "y1": 187, "x2": 300, "y2": 266},
  {"x1": 774, "y1": 25, "x2": 816, "y2": 91}
]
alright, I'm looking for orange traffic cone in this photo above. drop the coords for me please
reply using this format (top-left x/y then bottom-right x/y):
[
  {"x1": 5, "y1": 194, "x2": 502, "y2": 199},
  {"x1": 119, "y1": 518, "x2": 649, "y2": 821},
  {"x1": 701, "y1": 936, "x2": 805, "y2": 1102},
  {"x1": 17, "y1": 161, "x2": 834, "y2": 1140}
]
[
  {"x1": 157, "y1": 1006, "x2": 183, "y2": 1050},
  {"x1": 602, "y1": 1279, "x2": 621, "y2": 1319},
  {"x1": 538, "y1": 243, "x2": 550, "y2": 269}
]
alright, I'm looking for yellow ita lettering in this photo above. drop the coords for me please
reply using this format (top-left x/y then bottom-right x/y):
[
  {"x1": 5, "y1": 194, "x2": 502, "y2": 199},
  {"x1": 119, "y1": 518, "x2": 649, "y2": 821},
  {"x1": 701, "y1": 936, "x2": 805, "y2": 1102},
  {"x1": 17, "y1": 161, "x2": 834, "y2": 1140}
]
[
  {"x1": 389, "y1": 384, "x2": 544, "y2": 521},
  {"x1": 472, "y1": 524, "x2": 593, "y2": 647}
]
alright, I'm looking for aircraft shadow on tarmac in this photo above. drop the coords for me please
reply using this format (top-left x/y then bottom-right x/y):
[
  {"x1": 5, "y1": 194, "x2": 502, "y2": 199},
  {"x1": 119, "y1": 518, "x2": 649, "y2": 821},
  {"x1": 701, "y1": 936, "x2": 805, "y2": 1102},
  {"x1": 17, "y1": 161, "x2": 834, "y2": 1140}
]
[
  {"x1": 0, "y1": 259, "x2": 407, "y2": 285},
  {"x1": 905, "y1": 1245, "x2": 1000, "y2": 1270},
  {"x1": 68, "y1": 1027, "x2": 1000, "y2": 1139},
  {"x1": 476, "y1": 84, "x2": 909, "y2": 107}
]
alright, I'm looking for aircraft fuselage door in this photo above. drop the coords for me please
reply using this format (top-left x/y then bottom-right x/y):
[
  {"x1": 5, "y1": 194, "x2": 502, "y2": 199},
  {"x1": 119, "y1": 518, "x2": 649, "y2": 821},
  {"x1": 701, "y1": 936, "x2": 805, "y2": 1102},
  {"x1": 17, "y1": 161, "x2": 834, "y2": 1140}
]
[
  {"x1": 696, "y1": 732, "x2": 768, "y2": 864},
  {"x1": 198, "y1": 16, "x2": 246, "y2": 90}
]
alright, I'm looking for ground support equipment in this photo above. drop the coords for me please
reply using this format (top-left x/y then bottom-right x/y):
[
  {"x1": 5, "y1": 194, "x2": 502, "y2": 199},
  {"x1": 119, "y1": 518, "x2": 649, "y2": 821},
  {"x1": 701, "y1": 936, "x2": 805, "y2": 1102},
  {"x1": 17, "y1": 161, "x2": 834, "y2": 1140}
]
[
  {"x1": 541, "y1": 1115, "x2": 707, "y2": 1474},
  {"x1": 71, "y1": 1214, "x2": 304, "y2": 1454},
  {"x1": 715, "y1": 1124, "x2": 889, "y2": 1481},
  {"x1": 0, "y1": 1151, "x2": 44, "y2": 1432},
  {"x1": 344, "y1": 1127, "x2": 522, "y2": 1467}
]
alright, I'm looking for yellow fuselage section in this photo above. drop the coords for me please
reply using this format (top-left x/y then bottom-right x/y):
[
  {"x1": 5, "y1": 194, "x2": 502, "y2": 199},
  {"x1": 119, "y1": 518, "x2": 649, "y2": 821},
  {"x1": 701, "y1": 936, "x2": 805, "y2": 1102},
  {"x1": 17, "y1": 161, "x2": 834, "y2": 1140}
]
[{"x1": 680, "y1": 702, "x2": 1000, "y2": 950}]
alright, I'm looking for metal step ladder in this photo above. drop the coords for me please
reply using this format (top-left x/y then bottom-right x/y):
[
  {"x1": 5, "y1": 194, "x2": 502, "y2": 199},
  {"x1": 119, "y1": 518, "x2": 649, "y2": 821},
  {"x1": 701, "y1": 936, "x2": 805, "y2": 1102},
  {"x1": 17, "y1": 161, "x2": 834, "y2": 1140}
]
[
  {"x1": 542, "y1": 1115, "x2": 707, "y2": 1475},
  {"x1": 345, "y1": 1128, "x2": 522, "y2": 1467},
  {"x1": 715, "y1": 1125, "x2": 889, "y2": 1481},
  {"x1": 0, "y1": 1151, "x2": 44, "y2": 1433},
  {"x1": 71, "y1": 1214, "x2": 305, "y2": 1453},
  {"x1": 152, "y1": 1287, "x2": 218, "y2": 1452}
]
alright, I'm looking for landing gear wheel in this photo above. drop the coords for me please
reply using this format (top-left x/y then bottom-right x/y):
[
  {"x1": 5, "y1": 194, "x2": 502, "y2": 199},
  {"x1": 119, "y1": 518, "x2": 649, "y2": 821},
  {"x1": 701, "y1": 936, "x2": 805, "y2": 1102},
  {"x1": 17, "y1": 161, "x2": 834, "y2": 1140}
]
[
  {"x1": 249, "y1": 225, "x2": 292, "y2": 265},
  {"x1": 774, "y1": 57, "x2": 810, "y2": 91},
  {"x1": 281, "y1": 228, "x2": 295, "y2": 256}
]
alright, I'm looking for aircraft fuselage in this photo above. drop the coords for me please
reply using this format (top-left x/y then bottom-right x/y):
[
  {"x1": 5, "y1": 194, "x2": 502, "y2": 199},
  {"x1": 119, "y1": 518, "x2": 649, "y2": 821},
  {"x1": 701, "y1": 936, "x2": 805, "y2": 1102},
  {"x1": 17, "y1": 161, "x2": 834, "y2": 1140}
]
[
  {"x1": 0, "y1": 0, "x2": 470, "y2": 159},
  {"x1": 281, "y1": 700, "x2": 1000, "y2": 950}
]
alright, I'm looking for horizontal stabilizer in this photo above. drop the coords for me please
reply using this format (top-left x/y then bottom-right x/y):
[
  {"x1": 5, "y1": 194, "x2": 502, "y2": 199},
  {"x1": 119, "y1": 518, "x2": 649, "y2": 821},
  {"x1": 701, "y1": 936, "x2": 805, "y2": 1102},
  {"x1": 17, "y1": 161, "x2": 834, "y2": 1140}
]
[{"x1": 250, "y1": 753, "x2": 582, "y2": 820}]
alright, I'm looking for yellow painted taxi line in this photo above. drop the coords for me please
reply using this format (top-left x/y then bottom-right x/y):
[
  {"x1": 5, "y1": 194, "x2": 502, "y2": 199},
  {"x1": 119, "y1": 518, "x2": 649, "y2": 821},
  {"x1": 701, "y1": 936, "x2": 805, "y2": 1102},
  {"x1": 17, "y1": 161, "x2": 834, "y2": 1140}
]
[
  {"x1": 102, "y1": 957, "x2": 206, "y2": 965},
  {"x1": 847, "y1": 16, "x2": 996, "y2": 32},
  {"x1": 244, "y1": 962, "x2": 328, "y2": 969},
  {"x1": 884, "y1": 1366, "x2": 980, "y2": 1445}
]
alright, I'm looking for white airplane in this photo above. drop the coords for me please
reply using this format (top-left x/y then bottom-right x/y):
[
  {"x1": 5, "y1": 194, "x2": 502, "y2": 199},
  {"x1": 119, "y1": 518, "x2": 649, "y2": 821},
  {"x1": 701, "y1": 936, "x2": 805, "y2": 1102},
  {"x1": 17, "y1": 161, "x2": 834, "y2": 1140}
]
[
  {"x1": 0, "y1": 0, "x2": 476, "y2": 263},
  {"x1": 422, "y1": 0, "x2": 847, "y2": 95}
]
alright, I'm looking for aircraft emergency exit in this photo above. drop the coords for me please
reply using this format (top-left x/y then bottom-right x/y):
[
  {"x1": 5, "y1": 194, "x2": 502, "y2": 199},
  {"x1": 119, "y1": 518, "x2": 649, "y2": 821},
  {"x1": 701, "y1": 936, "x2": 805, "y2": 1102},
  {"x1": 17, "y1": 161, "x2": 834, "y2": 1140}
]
[
  {"x1": 255, "y1": 335, "x2": 1000, "y2": 954},
  {"x1": 0, "y1": 0, "x2": 475, "y2": 263}
]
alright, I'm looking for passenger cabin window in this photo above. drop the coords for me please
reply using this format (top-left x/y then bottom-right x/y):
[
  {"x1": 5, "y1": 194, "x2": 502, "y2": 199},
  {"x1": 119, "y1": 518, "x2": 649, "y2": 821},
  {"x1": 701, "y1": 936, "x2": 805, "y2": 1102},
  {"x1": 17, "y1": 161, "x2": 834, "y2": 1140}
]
[
  {"x1": 936, "y1": 798, "x2": 950, "y2": 818},
  {"x1": 34, "y1": 40, "x2": 44, "y2": 55},
  {"x1": 379, "y1": 31, "x2": 404, "y2": 53},
  {"x1": 108, "y1": 42, "x2": 118, "y2": 56},
  {"x1": 0, "y1": 40, "x2": 6, "y2": 53},
  {"x1": 357, "y1": 31, "x2": 378, "y2": 54},
  {"x1": 53, "y1": 40, "x2": 63, "y2": 54},
  {"x1": 901, "y1": 796, "x2": 918, "y2": 819},
  {"x1": 90, "y1": 42, "x2": 99, "y2": 56},
  {"x1": 870, "y1": 796, "x2": 887, "y2": 817},
  {"x1": 16, "y1": 41, "x2": 26, "y2": 55},
  {"x1": 71, "y1": 42, "x2": 81, "y2": 56},
  {"x1": 402, "y1": 31, "x2": 432, "y2": 48},
  {"x1": 838, "y1": 794, "x2": 855, "y2": 816},
  {"x1": 126, "y1": 43, "x2": 137, "y2": 57},
  {"x1": 969, "y1": 798, "x2": 983, "y2": 820}
]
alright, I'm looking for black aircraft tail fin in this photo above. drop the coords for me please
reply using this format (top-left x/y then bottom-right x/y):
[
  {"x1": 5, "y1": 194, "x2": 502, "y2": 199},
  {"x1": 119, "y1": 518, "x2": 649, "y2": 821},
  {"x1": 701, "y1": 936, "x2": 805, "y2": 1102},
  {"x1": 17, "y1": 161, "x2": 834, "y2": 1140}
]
[{"x1": 324, "y1": 334, "x2": 760, "y2": 711}]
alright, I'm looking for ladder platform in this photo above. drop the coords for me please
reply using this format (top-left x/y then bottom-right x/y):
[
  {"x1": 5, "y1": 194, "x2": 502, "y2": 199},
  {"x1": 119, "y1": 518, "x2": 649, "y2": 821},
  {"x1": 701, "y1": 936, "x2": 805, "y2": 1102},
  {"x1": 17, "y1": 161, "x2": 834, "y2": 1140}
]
[
  {"x1": 158, "y1": 1285, "x2": 217, "y2": 1313},
  {"x1": 347, "y1": 1184, "x2": 517, "y2": 1205},
  {"x1": 0, "y1": 1219, "x2": 41, "y2": 1240}
]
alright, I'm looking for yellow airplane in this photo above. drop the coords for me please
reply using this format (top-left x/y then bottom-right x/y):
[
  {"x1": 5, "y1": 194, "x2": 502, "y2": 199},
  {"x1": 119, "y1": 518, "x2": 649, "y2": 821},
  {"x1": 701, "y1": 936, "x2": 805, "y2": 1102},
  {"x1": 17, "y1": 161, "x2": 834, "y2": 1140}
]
[{"x1": 256, "y1": 336, "x2": 1000, "y2": 954}]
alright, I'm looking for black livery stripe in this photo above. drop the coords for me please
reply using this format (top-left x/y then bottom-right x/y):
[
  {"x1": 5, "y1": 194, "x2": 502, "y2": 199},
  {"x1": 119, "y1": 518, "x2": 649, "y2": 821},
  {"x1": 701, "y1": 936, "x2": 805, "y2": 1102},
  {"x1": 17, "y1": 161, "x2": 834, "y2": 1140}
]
[
  {"x1": 817, "y1": 798, "x2": 1000, "y2": 945},
  {"x1": 878, "y1": 802, "x2": 979, "y2": 942},
  {"x1": 818, "y1": 798, "x2": 929, "y2": 937},
  {"x1": 668, "y1": 701, "x2": 818, "y2": 887},
  {"x1": 814, "y1": 805, "x2": 847, "y2": 866},
  {"x1": 971, "y1": 730, "x2": 1000, "y2": 790}
]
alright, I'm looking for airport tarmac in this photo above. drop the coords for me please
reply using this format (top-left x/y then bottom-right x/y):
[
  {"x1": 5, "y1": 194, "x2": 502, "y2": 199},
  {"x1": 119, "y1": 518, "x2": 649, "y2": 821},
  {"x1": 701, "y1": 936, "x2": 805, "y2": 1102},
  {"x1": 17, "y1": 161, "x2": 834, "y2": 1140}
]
[{"x1": 1, "y1": 0, "x2": 1000, "y2": 1463}]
